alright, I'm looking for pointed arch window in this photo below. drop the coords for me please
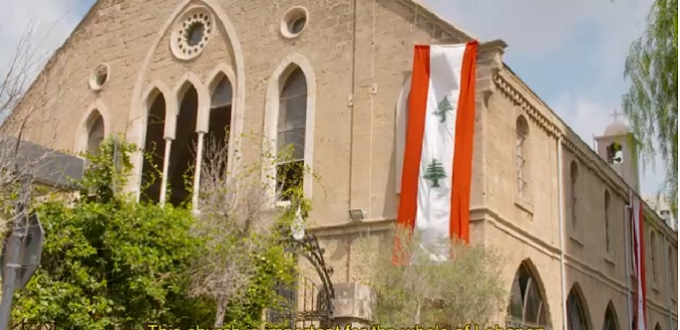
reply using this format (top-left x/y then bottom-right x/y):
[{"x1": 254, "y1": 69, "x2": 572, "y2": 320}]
[
  {"x1": 516, "y1": 115, "x2": 529, "y2": 200},
  {"x1": 86, "y1": 111, "x2": 105, "y2": 153},
  {"x1": 602, "y1": 304, "x2": 619, "y2": 330},
  {"x1": 570, "y1": 161, "x2": 579, "y2": 230},
  {"x1": 276, "y1": 67, "x2": 307, "y2": 200},
  {"x1": 507, "y1": 263, "x2": 548, "y2": 328},
  {"x1": 604, "y1": 190, "x2": 611, "y2": 254},
  {"x1": 567, "y1": 288, "x2": 588, "y2": 330},
  {"x1": 140, "y1": 92, "x2": 166, "y2": 204},
  {"x1": 204, "y1": 75, "x2": 233, "y2": 172},
  {"x1": 167, "y1": 85, "x2": 199, "y2": 206}
]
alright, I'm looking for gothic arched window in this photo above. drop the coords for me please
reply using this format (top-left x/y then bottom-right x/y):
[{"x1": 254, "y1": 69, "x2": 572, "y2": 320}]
[
  {"x1": 86, "y1": 111, "x2": 105, "y2": 153},
  {"x1": 604, "y1": 190, "x2": 611, "y2": 253},
  {"x1": 507, "y1": 263, "x2": 548, "y2": 328},
  {"x1": 567, "y1": 287, "x2": 589, "y2": 330},
  {"x1": 570, "y1": 161, "x2": 579, "y2": 230},
  {"x1": 204, "y1": 74, "x2": 233, "y2": 175},
  {"x1": 276, "y1": 67, "x2": 307, "y2": 200},
  {"x1": 516, "y1": 115, "x2": 529, "y2": 200},
  {"x1": 208, "y1": 75, "x2": 232, "y2": 147},
  {"x1": 140, "y1": 91, "x2": 166, "y2": 204},
  {"x1": 602, "y1": 303, "x2": 619, "y2": 330},
  {"x1": 168, "y1": 85, "x2": 199, "y2": 206}
]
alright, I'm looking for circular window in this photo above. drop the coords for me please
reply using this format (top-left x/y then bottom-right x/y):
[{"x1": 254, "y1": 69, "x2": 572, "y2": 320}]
[
  {"x1": 281, "y1": 7, "x2": 308, "y2": 39},
  {"x1": 89, "y1": 64, "x2": 109, "y2": 91},
  {"x1": 171, "y1": 7, "x2": 213, "y2": 60}
]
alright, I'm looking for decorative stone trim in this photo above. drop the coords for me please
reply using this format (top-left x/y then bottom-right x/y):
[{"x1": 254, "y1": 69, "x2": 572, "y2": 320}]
[
  {"x1": 494, "y1": 74, "x2": 560, "y2": 138},
  {"x1": 88, "y1": 64, "x2": 109, "y2": 91},
  {"x1": 494, "y1": 73, "x2": 631, "y2": 200},
  {"x1": 170, "y1": 6, "x2": 214, "y2": 61},
  {"x1": 126, "y1": 0, "x2": 245, "y2": 198},
  {"x1": 280, "y1": 6, "x2": 308, "y2": 39}
]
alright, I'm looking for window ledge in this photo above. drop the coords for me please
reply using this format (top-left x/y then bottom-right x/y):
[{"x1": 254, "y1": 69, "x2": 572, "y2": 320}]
[
  {"x1": 569, "y1": 234, "x2": 584, "y2": 247},
  {"x1": 515, "y1": 199, "x2": 534, "y2": 216},
  {"x1": 604, "y1": 255, "x2": 616, "y2": 266}
]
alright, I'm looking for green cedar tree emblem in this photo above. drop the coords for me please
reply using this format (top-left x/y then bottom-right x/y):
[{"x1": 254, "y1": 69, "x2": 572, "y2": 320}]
[
  {"x1": 433, "y1": 95, "x2": 454, "y2": 123},
  {"x1": 423, "y1": 159, "x2": 447, "y2": 188}
]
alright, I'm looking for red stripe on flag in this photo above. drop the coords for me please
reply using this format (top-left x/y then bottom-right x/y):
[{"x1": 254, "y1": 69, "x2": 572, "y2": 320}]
[
  {"x1": 637, "y1": 201, "x2": 647, "y2": 330},
  {"x1": 449, "y1": 40, "x2": 478, "y2": 245},
  {"x1": 393, "y1": 45, "x2": 430, "y2": 266}
]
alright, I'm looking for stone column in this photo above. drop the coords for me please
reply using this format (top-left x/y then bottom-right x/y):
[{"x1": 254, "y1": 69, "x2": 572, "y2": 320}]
[{"x1": 331, "y1": 282, "x2": 376, "y2": 329}]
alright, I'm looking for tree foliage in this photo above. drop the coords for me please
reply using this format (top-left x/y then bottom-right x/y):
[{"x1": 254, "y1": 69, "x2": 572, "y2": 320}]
[
  {"x1": 622, "y1": 0, "x2": 678, "y2": 214},
  {"x1": 9, "y1": 137, "x2": 306, "y2": 329},
  {"x1": 188, "y1": 134, "x2": 310, "y2": 328},
  {"x1": 11, "y1": 138, "x2": 212, "y2": 329},
  {"x1": 368, "y1": 225, "x2": 506, "y2": 328}
]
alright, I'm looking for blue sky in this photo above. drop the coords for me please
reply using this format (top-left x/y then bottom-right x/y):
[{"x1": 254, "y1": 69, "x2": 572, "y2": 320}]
[{"x1": 0, "y1": 0, "x2": 664, "y2": 196}]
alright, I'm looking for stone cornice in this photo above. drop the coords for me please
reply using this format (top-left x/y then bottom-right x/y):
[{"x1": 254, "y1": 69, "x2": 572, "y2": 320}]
[
  {"x1": 493, "y1": 70, "x2": 677, "y2": 239},
  {"x1": 493, "y1": 72, "x2": 561, "y2": 137},
  {"x1": 494, "y1": 70, "x2": 627, "y2": 199}
]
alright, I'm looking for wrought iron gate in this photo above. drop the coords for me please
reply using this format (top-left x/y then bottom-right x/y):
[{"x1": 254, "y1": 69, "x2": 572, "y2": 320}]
[{"x1": 267, "y1": 231, "x2": 335, "y2": 328}]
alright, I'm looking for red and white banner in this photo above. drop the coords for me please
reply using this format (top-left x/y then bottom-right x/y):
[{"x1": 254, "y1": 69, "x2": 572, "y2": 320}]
[
  {"x1": 394, "y1": 41, "x2": 478, "y2": 263},
  {"x1": 631, "y1": 195, "x2": 647, "y2": 330}
]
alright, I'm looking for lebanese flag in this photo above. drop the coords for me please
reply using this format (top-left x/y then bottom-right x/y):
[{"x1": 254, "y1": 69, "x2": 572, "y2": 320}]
[
  {"x1": 393, "y1": 41, "x2": 478, "y2": 264},
  {"x1": 631, "y1": 195, "x2": 647, "y2": 330}
]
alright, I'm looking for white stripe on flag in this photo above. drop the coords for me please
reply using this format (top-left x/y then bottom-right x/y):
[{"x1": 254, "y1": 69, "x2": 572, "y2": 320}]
[{"x1": 415, "y1": 45, "x2": 466, "y2": 261}]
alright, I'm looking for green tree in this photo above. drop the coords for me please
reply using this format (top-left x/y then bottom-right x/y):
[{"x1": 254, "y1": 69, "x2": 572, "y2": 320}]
[
  {"x1": 367, "y1": 225, "x2": 506, "y2": 328},
  {"x1": 11, "y1": 137, "x2": 213, "y2": 330},
  {"x1": 188, "y1": 134, "x2": 299, "y2": 329},
  {"x1": 433, "y1": 95, "x2": 454, "y2": 123},
  {"x1": 622, "y1": 0, "x2": 678, "y2": 214},
  {"x1": 423, "y1": 159, "x2": 446, "y2": 188}
]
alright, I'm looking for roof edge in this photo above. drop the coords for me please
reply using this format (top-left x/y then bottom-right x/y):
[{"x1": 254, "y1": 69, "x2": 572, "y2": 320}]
[
  {"x1": 500, "y1": 63, "x2": 676, "y2": 236},
  {"x1": 1, "y1": 0, "x2": 104, "y2": 131}
]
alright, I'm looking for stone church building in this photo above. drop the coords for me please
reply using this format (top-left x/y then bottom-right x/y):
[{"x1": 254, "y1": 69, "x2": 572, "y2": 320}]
[{"x1": 1, "y1": 0, "x2": 676, "y2": 330}]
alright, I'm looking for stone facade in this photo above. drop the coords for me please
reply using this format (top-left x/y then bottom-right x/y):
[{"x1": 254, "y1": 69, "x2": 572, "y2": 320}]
[{"x1": 1, "y1": 0, "x2": 676, "y2": 330}]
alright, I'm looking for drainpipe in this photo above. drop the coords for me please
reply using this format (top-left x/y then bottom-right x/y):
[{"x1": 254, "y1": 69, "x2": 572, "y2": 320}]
[
  {"x1": 625, "y1": 189, "x2": 633, "y2": 330},
  {"x1": 557, "y1": 136, "x2": 568, "y2": 330}
]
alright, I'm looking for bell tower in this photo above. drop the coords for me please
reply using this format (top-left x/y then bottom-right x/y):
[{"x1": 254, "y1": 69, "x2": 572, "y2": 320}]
[{"x1": 594, "y1": 110, "x2": 640, "y2": 193}]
